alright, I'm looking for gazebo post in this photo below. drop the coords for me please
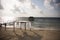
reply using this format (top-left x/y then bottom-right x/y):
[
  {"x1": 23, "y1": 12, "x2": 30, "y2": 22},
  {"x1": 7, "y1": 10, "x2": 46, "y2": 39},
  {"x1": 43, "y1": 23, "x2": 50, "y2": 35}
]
[
  {"x1": 19, "y1": 22, "x2": 21, "y2": 30},
  {"x1": 29, "y1": 22, "x2": 31, "y2": 31},
  {"x1": 5, "y1": 24, "x2": 6, "y2": 31},
  {"x1": 4, "y1": 23, "x2": 7, "y2": 31},
  {"x1": 24, "y1": 22, "x2": 26, "y2": 30},
  {"x1": 0, "y1": 24, "x2": 2, "y2": 31},
  {"x1": 13, "y1": 22, "x2": 15, "y2": 32}
]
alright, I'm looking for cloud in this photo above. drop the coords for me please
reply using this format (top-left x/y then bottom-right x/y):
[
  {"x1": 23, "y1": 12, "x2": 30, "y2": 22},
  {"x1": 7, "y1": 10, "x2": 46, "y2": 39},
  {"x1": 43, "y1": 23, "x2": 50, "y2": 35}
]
[
  {"x1": 53, "y1": 0, "x2": 60, "y2": 15},
  {"x1": 44, "y1": 0, "x2": 54, "y2": 9},
  {"x1": 44, "y1": 0, "x2": 60, "y2": 10},
  {"x1": 18, "y1": 0, "x2": 25, "y2": 3},
  {"x1": 2, "y1": 0, "x2": 43, "y2": 17},
  {"x1": 11, "y1": 0, "x2": 44, "y2": 17},
  {"x1": 55, "y1": 2, "x2": 60, "y2": 9},
  {"x1": 44, "y1": 0, "x2": 60, "y2": 17},
  {"x1": 55, "y1": 0, "x2": 60, "y2": 3},
  {"x1": 1, "y1": 0, "x2": 44, "y2": 23}
]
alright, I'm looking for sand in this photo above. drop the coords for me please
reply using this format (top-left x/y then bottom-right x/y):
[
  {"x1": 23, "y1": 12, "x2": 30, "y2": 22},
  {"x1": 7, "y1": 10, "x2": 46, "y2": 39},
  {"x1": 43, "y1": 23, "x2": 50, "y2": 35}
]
[{"x1": 0, "y1": 28, "x2": 60, "y2": 40}]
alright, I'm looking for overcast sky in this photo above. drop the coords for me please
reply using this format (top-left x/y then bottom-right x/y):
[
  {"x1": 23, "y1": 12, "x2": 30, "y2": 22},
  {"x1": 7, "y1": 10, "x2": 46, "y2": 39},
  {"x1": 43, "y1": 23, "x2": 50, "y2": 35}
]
[
  {"x1": 32, "y1": 0, "x2": 60, "y2": 17},
  {"x1": 0, "y1": 0, "x2": 60, "y2": 17}
]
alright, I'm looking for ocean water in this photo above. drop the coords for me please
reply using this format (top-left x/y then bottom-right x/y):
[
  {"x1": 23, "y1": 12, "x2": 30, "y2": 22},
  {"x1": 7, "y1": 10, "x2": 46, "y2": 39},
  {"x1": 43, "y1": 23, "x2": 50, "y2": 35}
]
[
  {"x1": 5, "y1": 17, "x2": 60, "y2": 29},
  {"x1": 17, "y1": 17, "x2": 60, "y2": 29}
]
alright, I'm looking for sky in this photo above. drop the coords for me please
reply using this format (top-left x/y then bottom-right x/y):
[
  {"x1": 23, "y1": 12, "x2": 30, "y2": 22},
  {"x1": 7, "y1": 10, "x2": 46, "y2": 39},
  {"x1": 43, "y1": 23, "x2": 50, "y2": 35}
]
[
  {"x1": 0, "y1": 0, "x2": 43, "y2": 17},
  {"x1": 0, "y1": 0, "x2": 60, "y2": 23},
  {"x1": 32, "y1": 0, "x2": 60, "y2": 17}
]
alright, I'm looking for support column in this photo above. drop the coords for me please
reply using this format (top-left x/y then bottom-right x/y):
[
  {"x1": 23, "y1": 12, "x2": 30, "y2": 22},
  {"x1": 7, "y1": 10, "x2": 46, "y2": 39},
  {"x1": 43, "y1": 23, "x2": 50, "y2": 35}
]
[
  {"x1": 29, "y1": 22, "x2": 32, "y2": 31},
  {"x1": 19, "y1": 22, "x2": 22, "y2": 30},
  {"x1": 24, "y1": 22, "x2": 26, "y2": 30},
  {"x1": 4, "y1": 23, "x2": 7, "y2": 31},
  {"x1": 5, "y1": 25, "x2": 6, "y2": 31},
  {"x1": 13, "y1": 22, "x2": 16, "y2": 31}
]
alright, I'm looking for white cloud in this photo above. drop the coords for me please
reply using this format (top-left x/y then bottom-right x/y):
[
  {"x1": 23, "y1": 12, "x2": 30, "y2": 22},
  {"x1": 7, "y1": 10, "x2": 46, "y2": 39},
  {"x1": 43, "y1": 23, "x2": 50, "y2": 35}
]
[
  {"x1": 1, "y1": 0, "x2": 43, "y2": 17},
  {"x1": 44, "y1": 0, "x2": 60, "y2": 9},
  {"x1": 0, "y1": 0, "x2": 43, "y2": 23},
  {"x1": 44, "y1": 0, "x2": 54, "y2": 9},
  {"x1": 44, "y1": 0, "x2": 60, "y2": 17},
  {"x1": 55, "y1": 3, "x2": 60, "y2": 9}
]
